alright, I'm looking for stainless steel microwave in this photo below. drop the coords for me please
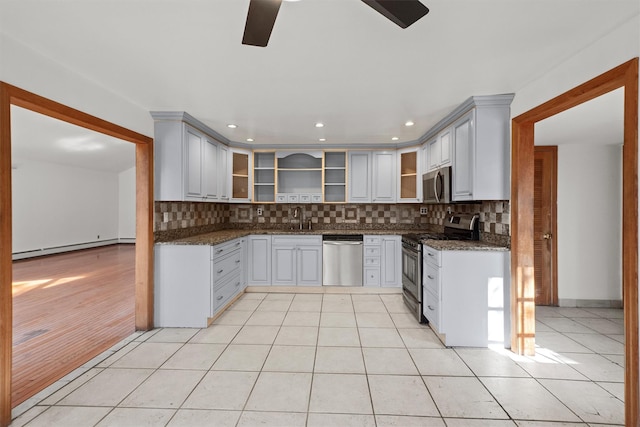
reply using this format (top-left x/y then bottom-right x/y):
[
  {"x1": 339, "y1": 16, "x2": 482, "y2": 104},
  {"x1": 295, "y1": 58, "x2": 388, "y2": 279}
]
[{"x1": 423, "y1": 166, "x2": 451, "y2": 204}]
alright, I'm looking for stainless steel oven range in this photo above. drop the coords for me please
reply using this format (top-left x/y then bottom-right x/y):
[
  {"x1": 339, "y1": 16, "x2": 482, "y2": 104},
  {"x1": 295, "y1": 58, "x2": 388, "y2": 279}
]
[{"x1": 401, "y1": 213, "x2": 480, "y2": 323}]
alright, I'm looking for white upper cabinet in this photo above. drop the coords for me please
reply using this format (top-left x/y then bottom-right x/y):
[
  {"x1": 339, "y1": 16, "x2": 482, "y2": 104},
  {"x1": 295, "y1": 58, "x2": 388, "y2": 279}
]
[
  {"x1": 152, "y1": 113, "x2": 231, "y2": 203},
  {"x1": 451, "y1": 97, "x2": 513, "y2": 201},
  {"x1": 421, "y1": 94, "x2": 514, "y2": 201},
  {"x1": 452, "y1": 111, "x2": 474, "y2": 199},
  {"x1": 218, "y1": 144, "x2": 229, "y2": 201},
  {"x1": 372, "y1": 151, "x2": 396, "y2": 203},
  {"x1": 426, "y1": 127, "x2": 452, "y2": 172},
  {"x1": 348, "y1": 152, "x2": 372, "y2": 203},
  {"x1": 203, "y1": 136, "x2": 219, "y2": 200}
]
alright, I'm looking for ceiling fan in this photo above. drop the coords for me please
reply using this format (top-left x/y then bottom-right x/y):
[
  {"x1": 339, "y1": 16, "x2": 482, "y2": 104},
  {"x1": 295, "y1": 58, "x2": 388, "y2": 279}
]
[{"x1": 242, "y1": 0, "x2": 429, "y2": 47}]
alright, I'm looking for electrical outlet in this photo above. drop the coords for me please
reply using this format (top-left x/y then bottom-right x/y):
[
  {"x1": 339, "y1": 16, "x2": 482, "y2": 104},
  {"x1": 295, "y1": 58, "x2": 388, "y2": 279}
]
[
  {"x1": 257, "y1": 208, "x2": 263, "y2": 216},
  {"x1": 447, "y1": 206, "x2": 452, "y2": 214},
  {"x1": 97, "y1": 235, "x2": 100, "y2": 239},
  {"x1": 420, "y1": 207, "x2": 428, "y2": 215}
]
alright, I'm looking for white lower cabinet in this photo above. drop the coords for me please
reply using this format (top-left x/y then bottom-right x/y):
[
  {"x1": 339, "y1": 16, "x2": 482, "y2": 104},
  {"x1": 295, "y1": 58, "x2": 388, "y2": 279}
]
[
  {"x1": 154, "y1": 238, "x2": 246, "y2": 328},
  {"x1": 271, "y1": 235, "x2": 322, "y2": 286},
  {"x1": 363, "y1": 235, "x2": 401, "y2": 287},
  {"x1": 423, "y1": 245, "x2": 510, "y2": 347},
  {"x1": 248, "y1": 235, "x2": 272, "y2": 286}
]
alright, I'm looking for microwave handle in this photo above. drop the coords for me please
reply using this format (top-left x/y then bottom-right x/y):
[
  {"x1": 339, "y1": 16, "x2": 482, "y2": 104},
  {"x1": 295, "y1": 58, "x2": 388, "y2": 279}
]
[{"x1": 434, "y1": 170, "x2": 441, "y2": 203}]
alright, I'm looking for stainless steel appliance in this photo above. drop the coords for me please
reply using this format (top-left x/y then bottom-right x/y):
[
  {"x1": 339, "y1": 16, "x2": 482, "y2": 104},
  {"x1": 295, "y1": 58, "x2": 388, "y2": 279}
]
[
  {"x1": 401, "y1": 213, "x2": 479, "y2": 322},
  {"x1": 423, "y1": 166, "x2": 451, "y2": 204},
  {"x1": 322, "y1": 234, "x2": 363, "y2": 286}
]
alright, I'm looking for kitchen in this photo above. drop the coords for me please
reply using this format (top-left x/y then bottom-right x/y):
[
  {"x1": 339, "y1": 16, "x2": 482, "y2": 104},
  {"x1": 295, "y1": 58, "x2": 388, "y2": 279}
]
[
  {"x1": 152, "y1": 94, "x2": 513, "y2": 351},
  {"x1": 0, "y1": 0, "x2": 636, "y2": 424}
]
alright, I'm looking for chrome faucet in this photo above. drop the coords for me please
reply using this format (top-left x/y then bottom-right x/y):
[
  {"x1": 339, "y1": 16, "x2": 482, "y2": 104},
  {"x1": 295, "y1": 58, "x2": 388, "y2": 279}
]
[{"x1": 293, "y1": 206, "x2": 303, "y2": 230}]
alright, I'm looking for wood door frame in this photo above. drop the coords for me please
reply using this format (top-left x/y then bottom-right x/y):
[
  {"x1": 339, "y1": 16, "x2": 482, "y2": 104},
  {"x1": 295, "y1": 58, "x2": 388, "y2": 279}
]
[
  {"x1": 534, "y1": 145, "x2": 558, "y2": 306},
  {"x1": 511, "y1": 58, "x2": 639, "y2": 424},
  {"x1": 0, "y1": 82, "x2": 155, "y2": 427}
]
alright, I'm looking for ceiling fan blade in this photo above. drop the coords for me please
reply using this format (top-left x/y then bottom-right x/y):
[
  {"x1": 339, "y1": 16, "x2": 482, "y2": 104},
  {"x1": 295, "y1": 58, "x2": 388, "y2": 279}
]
[
  {"x1": 242, "y1": 0, "x2": 283, "y2": 47},
  {"x1": 361, "y1": 0, "x2": 429, "y2": 29}
]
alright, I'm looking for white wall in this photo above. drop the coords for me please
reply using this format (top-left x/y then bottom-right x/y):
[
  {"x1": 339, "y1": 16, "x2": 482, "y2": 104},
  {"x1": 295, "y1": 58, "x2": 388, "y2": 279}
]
[
  {"x1": 557, "y1": 144, "x2": 622, "y2": 303},
  {"x1": 0, "y1": 33, "x2": 152, "y2": 138},
  {"x1": 12, "y1": 160, "x2": 120, "y2": 254},
  {"x1": 118, "y1": 166, "x2": 136, "y2": 240}
]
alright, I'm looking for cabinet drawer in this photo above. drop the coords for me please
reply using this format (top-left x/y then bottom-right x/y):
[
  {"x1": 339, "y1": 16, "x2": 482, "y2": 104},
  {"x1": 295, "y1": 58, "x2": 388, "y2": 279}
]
[
  {"x1": 299, "y1": 194, "x2": 311, "y2": 203},
  {"x1": 312, "y1": 194, "x2": 322, "y2": 203},
  {"x1": 212, "y1": 239, "x2": 242, "y2": 260},
  {"x1": 364, "y1": 247, "x2": 381, "y2": 257},
  {"x1": 364, "y1": 236, "x2": 381, "y2": 245},
  {"x1": 272, "y1": 235, "x2": 322, "y2": 246},
  {"x1": 364, "y1": 256, "x2": 380, "y2": 267},
  {"x1": 364, "y1": 268, "x2": 380, "y2": 286},
  {"x1": 213, "y1": 250, "x2": 241, "y2": 281},
  {"x1": 423, "y1": 289, "x2": 440, "y2": 331},
  {"x1": 287, "y1": 194, "x2": 299, "y2": 203},
  {"x1": 423, "y1": 245, "x2": 441, "y2": 267},
  {"x1": 213, "y1": 276, "x2": 243, "y2": 311},
  {"x1": 276, "y1": 194, "x2": 287, "y2": 203},
  {"x1": 423, "y1": 263, "x2": 440, "y2": 296}
]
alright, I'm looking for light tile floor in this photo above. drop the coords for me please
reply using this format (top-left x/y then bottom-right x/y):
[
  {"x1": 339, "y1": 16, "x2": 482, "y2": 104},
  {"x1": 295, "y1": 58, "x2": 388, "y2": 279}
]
[{"x1": 11, "y1": 293, "x2": 625, "y2": 426}]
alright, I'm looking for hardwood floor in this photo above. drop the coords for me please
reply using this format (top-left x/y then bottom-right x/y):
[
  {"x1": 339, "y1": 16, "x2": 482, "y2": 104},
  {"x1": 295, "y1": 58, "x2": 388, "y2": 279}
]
[{"x1": 11, "y1": 244, "x2": 135, "y2": 407}]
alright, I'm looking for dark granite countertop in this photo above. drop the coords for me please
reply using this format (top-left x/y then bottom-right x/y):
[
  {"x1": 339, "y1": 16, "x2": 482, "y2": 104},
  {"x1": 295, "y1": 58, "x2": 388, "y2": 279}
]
[
  {"x1": 422, "y1": 239, "x2": 510, "y2": 252},
  {"x1": 156, "y1": 228, "x2": 420, "y2": 246},
  {"x1": 156, "y1": 228, "x2": 510, "y2": 251}
]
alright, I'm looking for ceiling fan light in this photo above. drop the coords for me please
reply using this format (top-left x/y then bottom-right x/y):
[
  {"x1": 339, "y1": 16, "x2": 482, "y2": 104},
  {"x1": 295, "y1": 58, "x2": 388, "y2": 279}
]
[
  {"x1": 315, "y1": 122, "x2": 324, "y2": 128},
  {"x1": 227, "y1": 124, "x2": 237, "y2": 129},
  {"x1": 405, "y1": 120, "x2": 414, "y2": 126}
]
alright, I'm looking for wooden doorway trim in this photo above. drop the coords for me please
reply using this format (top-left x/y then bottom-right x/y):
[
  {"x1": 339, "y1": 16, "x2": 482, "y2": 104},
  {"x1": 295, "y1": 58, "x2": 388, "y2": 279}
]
[
  {"x1": 0, "y1": 82, "x2": 155, "y2": 427},
  {"x1": 511, "y1": 58, "x2": 639, "y2": 424}
]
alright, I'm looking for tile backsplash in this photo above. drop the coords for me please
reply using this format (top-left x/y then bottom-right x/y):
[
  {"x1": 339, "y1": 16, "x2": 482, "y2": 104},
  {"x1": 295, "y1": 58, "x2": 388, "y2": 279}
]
[{"x1": 155, "y1": 201, "x2": 510, "y2": 246}]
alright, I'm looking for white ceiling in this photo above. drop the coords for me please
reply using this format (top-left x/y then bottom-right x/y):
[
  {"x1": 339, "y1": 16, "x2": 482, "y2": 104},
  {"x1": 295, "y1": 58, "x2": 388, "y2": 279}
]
[{"x1": 1, "y1": 0, "x2": 638, "y2": 152}]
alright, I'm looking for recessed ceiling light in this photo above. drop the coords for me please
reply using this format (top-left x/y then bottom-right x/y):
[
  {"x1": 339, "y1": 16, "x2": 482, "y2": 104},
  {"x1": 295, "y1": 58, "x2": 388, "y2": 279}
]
[
  {"x1": 227, "y1": 124, "x2": 237, "y2": 129},
  {"x1": 246, "y1": 138, "x2": 254, "y2": 142},
  {"x1": 319, "y1": 138, "x2": 326, "y2": 142},
  {"x1": 405, "y1": 121, "x2": 414, "y2": 127},
  {"x1": 315, "y1": 122, "x2": 324, "y2": 128},
  {"x1": 392, "y1": 137, "x2": 399, "y2": 141}
]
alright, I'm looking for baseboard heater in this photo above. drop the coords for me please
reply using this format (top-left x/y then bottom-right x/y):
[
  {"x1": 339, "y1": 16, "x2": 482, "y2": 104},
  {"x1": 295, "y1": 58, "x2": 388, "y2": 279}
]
[{"x1": 12, "y1": 238, "x2": 135, "y2": 261}]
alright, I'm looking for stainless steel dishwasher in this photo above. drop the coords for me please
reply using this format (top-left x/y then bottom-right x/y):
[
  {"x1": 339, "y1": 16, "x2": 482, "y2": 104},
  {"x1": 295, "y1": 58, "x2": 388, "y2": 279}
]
[{"x1": 322, "y1": 234, "x2": 363, "y2": 286}]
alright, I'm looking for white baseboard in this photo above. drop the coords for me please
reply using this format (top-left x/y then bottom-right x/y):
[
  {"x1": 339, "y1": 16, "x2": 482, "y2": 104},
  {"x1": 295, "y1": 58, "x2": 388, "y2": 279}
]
[{"x1": 12, "y1": 238, "x2": 135, "y2": 260}]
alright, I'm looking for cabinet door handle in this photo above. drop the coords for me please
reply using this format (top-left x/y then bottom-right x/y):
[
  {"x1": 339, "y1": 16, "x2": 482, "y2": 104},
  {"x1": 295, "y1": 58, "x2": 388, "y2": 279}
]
[
  {"x1": 235, "y1": 260, "x2": 241, "y2": 264},
  {"x1": 235, "y1": 282, "x2": 241, "y2": 287},
  {"x1": 427, "y1": 252, "x2": 435, "y2": 257},
  {"x1": 427, "y1": 275, "x2": 435, "y2": 280},
  {"x1": 428, "y1": 305, "x2": 435, "y2": 311},
  {"x1": 235, "y1": 242, "x2": 241, "y2": 246},
  {"x1": 216, "y1": 249, "x2": 224, "y2": 254},
  {"x1": 216, "y1": 295, "x2": 223, "y2": 301},
  {"x1": 217, "y1": 269, "x2": 224, "y2": 274}
]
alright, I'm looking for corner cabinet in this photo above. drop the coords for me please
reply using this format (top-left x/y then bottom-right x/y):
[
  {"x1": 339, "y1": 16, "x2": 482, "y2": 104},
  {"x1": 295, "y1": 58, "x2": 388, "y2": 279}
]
[{"x1": 248, "y1": 235, "x2": 272, "y2": 285}]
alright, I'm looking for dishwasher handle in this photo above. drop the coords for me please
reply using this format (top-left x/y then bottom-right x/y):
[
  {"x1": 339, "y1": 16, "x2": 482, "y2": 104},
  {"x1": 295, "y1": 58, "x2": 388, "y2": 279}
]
[{"x1": 322, "y1": 241, "x2": 363, "y2": 245}]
